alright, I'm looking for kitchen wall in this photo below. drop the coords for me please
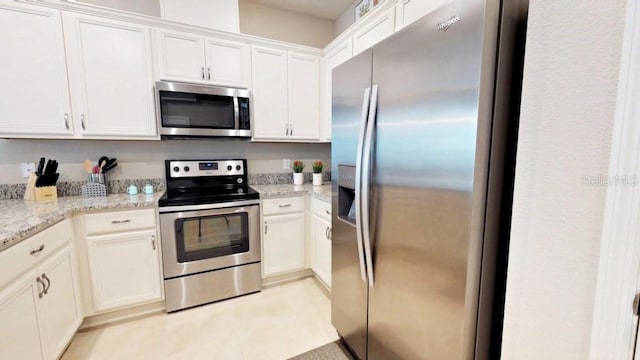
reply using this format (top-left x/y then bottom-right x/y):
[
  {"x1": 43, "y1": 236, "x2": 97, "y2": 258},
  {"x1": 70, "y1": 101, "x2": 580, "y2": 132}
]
[
  {"x1": 0, "y1": 139, "x2": 330, "y2": 184},
  {"x1": 334, "y1": 0, "x2": 359, "y2": 36},
  {"x1": 238, "y1": 0, "x2": 334, "y2": 48},
  {"x1": 501, "y1": 1, "x2": 626, "y2": 359}
]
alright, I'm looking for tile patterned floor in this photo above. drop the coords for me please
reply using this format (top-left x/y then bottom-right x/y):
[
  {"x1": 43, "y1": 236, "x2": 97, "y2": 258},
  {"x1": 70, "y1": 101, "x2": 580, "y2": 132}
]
[{"x1": 61, "y1": 277, "x2": 339, "y2": 360}]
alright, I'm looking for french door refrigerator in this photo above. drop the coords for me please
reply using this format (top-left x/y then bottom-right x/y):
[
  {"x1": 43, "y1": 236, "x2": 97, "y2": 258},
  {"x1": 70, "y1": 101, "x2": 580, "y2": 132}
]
[{"x1": 330, "y1": 0, "x2": 528, "y2": 359}]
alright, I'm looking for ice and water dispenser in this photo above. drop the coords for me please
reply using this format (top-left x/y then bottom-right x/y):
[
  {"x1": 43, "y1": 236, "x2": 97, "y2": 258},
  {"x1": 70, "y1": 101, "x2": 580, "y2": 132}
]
[{"x1": 337, "y1": 165, "x2": 357, "y2": 226}]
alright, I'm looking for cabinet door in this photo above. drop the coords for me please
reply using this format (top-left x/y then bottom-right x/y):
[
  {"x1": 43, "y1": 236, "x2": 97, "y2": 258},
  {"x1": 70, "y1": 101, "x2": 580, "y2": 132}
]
[
  {"x1": 251, "y1": 46, "x2": 288, "y2": 139},
  {"x1": 312, "y1": 215, "x2": 332, "y2": 287},
  {"x1": 155, "y1": 29, "x2": 206, "y2": 83},
  {"x1": 327, "y1": 38, "x2": 353, "y2": 70},
  {"x1": 86, "y1": 230, "x2": 162, "y2": 311},
  {"x1": 0, "y1": 4, "x2": 73, "y2": 137},
  {"x1": 353, "y1": 8, "x2": 395, "y2": 55},
  {"x1": 395, "y1": 0, "x2": 450, "y2": 31},
  {"x1": 263, "y1": 213, "x2": 305, "y2": 277},
  {"x1": 205, "y1": 38, "x2": 251, "y2": 88},
  {"x1": 64, "y1": 14, "x2": 157, "y2": 138},
  {"x1": 288, "y1": 52, "x2": 320, "y2": 140},
  {"x1": 38, "y1": 246, "x2": 82, "y2": 360},
  {"x1": 0, "y1": 272, "x2": 44, "y2": 360}
]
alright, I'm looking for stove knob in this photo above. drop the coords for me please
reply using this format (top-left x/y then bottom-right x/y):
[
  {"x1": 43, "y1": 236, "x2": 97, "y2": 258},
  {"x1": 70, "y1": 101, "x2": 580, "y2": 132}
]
[
  {"x1": 236, "y1": 165, "x2": 242, "y2": 171},
  {"x1": 238, "y1": 188, "x2": 244, "y2": 193},
  {"x1": 173, "y1": 166, "x2": 180, "y2": 173},
  {"x1": 237, "y1": 178, "x2": 244, "y2": 184},
  {"x1": 183, "y1": 166, "x2": 190, "y2": 172},
  {"x1": 227, "y1": 165, "x2": 233, "y2": 171}
]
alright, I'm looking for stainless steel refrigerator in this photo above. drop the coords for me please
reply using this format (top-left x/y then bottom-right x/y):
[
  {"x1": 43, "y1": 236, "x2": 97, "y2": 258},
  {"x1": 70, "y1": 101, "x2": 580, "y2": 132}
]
[{"x1": 330, "y1": 1, "x2": 528, "y2": 359}]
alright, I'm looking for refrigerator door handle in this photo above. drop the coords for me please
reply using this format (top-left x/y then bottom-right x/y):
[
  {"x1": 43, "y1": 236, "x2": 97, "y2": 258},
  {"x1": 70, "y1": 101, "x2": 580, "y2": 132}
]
[
  {"x1": 355, "y1": 87, "x2": 371, "y2": 283},
  {"x1": 361, "y1": 84, "x2": 378, "y2": 288}
]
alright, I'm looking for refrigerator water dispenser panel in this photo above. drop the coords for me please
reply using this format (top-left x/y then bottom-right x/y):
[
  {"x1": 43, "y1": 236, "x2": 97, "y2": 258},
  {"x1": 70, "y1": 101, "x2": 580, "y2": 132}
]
[{"x1": 337, "y1": 165, "x2": 356, "y2": 227}]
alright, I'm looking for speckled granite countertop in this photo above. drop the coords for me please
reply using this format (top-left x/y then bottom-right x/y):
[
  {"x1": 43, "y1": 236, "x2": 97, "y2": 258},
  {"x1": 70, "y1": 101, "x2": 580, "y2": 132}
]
[
  {"x1": 0, "y1": 193, "x2": 163, "y2": 253},
  {"x1": 252, "y1": 184, "x2": 332, "y2": 202}
]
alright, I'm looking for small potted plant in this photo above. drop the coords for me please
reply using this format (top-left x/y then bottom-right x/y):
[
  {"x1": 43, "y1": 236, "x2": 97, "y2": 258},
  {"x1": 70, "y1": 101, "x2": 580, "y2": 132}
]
[
  {"x1": 312, "y1": 160, "x2": 324, "y2": 186},
  {"x1": 292, "y1": 160, "x2": 305, "y2": 185}
]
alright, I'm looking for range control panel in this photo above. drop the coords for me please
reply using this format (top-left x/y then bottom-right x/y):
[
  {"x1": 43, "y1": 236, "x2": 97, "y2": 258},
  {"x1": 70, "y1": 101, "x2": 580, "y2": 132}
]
[{"x1": 167, "y1": 160, "x2": 245, "y2": 178}]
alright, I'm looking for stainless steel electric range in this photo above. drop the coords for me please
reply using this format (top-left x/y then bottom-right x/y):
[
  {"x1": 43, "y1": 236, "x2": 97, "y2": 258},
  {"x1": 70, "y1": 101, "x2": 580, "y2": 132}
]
[{"x1": 158, "y1": 159, "x2": 261, "y2": 312}]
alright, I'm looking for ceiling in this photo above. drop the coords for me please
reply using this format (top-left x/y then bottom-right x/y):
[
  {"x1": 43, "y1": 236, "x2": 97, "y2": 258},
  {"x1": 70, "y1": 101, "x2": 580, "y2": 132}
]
[{"x1": 253, "y1": 0, "x2": 355, "y2": 20}]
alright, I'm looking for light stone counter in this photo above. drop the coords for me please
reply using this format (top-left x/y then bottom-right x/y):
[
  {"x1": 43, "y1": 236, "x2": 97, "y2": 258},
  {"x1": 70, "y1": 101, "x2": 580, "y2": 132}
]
[
  {"x1": 251, "y1": 184, "x2": 332, "y2": 202},
  {"x1": 0, "y1": 193, "x2": 163, "y2": 253}
]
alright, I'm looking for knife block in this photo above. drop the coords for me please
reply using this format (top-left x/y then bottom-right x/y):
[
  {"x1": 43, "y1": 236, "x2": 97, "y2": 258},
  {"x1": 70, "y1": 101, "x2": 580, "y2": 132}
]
[{"x1": 34, "y1": 186, "x2": 58, "y2": 201}]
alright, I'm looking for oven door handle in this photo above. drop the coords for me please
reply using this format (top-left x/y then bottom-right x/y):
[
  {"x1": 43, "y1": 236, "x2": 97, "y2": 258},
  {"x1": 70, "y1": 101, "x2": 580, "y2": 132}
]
[{"x1": 159, "y1": 199, "x2": 260, "y2": 213}]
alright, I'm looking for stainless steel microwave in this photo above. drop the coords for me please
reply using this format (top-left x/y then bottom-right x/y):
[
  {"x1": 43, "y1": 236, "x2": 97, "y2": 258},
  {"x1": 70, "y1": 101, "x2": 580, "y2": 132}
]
[{"x1": 155, "y1": 81, "x2": 251, "y2": 138}]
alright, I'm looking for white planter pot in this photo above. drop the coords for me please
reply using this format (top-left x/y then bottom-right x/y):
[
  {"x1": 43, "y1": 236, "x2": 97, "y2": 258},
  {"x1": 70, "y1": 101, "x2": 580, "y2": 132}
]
[
  {"x1": 313, "y1": 173, "x2": 323, "y2": 186},
  {"x1": 293, "y1": 173, "x2": 304, "y2": 185}
]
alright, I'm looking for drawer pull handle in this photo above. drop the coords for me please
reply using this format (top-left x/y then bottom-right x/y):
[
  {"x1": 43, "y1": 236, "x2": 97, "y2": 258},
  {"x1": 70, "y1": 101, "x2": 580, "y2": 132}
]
[
  {"x1": 325, "y1": 210, "x2": 330, "y2": 215},
  {"x1": 151, "y1": 235, "x2": 156, "y2": 250},
  {"x1": 41, "y1": 273, "x2": 51, "y2": 295},
  {"x1": 112, "y1": 219, "x2": 132, "y2": 224},
  {"x1": 36, "y1": 277, "x2": 46, "y2": 299},
  {"x1": 30, "y1": 244, "x2": 45, "y2": 255},
  {"x1": 279, "y1": 204, "x2": 292, "y2": 208},
  {"x1": 265, "y1": 221, "x2": 268, "y2": 235}
]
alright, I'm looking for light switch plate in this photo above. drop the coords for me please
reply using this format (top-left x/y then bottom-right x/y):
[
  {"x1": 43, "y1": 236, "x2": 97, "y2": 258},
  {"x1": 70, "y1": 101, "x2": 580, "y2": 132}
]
[
  {"x1": 20, "y1": 162, "x2": 35, "y2": 178},
  {"x1": 283, "y1": 159, "x2": 291, "y2": 170}
]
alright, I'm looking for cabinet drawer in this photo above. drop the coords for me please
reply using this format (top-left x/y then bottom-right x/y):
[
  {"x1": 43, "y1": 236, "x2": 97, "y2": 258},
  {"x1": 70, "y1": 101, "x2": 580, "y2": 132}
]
[
  {"x1": 0, "y1": 219, "x2": 72, "y2": 290},
  {"x1": 262, "y1": 197, "x2": 305, "y2": 215},
  {"x1": 83, "y1": 208, "x2": 156, "y2": 236},
  {"x1": 312, "y1": 198, "x2": 331, "y2": 221}
]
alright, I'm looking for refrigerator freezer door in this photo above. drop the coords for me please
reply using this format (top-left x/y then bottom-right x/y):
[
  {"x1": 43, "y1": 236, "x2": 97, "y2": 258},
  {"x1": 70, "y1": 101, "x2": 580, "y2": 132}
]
[
  {"x1": 331, "y1": 48, "x2": 373, "y2": 360},
  {"x1": 366, "y1": 1, "x2": 488, "y2": 359}
]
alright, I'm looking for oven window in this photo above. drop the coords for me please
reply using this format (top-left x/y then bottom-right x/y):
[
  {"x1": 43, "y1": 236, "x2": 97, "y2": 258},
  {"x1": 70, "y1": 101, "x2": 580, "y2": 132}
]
[
  {"x1": 159, "y1": 91, "x2": 234, "y2": 129},
  {"x1": 175, "y1": 213, "x2": 249, "y2": 263}
]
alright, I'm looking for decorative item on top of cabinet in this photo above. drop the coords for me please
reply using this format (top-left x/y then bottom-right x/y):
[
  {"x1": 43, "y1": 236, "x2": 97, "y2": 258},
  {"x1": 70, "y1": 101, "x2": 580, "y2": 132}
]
[
  {"x1": 251, "y1": 45, "x2": 321, "y2": 141},
  {"x1": 355, "y1": 0, "x2": 380, "y2": 21},
  {"x1": 155, "y1": 28, "x2": 251, "y2": 88}
]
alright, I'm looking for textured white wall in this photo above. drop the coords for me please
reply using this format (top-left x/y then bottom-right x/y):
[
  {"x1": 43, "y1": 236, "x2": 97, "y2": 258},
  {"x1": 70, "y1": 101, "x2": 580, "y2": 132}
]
[{"x1": 502, "y1": 1, "x2": 626, "y2": 359}]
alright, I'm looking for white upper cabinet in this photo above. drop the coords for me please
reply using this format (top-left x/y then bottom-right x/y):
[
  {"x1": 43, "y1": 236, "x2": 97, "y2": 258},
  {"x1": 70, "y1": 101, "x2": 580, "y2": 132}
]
[
  {"x1": 395, "y1": 0, "x2": 451, "y2": 31},
  {"x1": 0, "y1": 3, "x2": 73, "y2": 138},
  {"x1": 155, "y1": 29, "x2": 251, "y2": 88},
  {"x1": 327, "y1": 37, "x2": 353, "y2": 70},
  {"x1": 160, "y1": 0, "x2": 239, "y2": 33},
  {"x1": 252, "y1": 45, "x2": 321, "y2": 141},
  {"x1": 205, "y1": 38, "x2": 251, "y2": 88},
  {"x1": 288, "y1": 52, "x2": 320, "y2": 140},
  {"x1": 63, "y1": 14, "x2": 157, "y2": 138},
  {"x1": 353, "y1": 7, "x2": 395, "y2": 55},
  {"x1": 252, "y1": 46, "x2": 289, "y2": 139}
]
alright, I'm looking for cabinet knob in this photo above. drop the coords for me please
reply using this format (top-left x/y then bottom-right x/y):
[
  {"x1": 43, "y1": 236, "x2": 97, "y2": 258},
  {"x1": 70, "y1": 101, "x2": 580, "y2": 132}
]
[
  {"x1": 202, "y1": 67, "x2": 205, "y2": 80},
  {"x1": 81, "y1": 114, "x2": 86, "y2": 130},
  {"x1": 64, "y1": 113, "x2": 70, "y2": 130},
  {"x1": 207, "y1": 67, "x2": 211, "y2": 81},
  {"x1": 264, "y1": 221, "x2": 268, "y2": 235},
  {"x1": 151, "y1": 235, "x2": 156, "y2": 250}
]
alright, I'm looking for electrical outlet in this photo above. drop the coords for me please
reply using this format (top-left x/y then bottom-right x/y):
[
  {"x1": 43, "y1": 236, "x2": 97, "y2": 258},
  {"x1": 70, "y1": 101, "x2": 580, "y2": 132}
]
[
  {"x1": 283, "y1": 159, "x2": 291, "y2": 170},
  {"x1": 20, "y1": 162, "x2": 36, "y2": 178}
]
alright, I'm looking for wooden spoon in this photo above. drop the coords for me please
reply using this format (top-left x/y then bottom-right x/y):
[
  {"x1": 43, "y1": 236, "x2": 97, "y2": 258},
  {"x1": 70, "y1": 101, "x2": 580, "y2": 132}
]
[{"x1": 83, "y1": 160, "x2": 93, "y2": 174}]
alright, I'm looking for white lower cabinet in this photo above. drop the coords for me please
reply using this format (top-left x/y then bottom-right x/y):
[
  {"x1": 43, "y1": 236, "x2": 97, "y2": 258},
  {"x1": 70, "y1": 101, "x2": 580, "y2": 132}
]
[
  {"x1": 311, "y1": 214, "x2": 331, "y2": 287},
  {"x1": 81, "y1": 209, "x2": 162, "y2": 312},
  {"x1": 0, "y1": 220, "x2": 81, "y2": 360},
  {"x1": 262, "y1": 197, "x2": 306, "y2": 277}
]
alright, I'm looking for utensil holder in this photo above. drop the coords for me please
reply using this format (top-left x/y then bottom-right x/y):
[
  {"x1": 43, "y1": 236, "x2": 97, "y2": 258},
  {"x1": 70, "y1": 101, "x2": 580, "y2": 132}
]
[
  {"x1": 89, "y1": 173, "x2": 108, "y2": 193},
  {"x1": 35, "y1": 186, "x2": 57, "y2": 201}
]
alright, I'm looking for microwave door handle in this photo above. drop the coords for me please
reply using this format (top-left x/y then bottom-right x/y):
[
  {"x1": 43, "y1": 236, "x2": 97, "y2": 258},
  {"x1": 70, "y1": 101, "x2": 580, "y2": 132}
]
[{"x1": 233, "y1": 96, "x2": 240, "y2": 134}]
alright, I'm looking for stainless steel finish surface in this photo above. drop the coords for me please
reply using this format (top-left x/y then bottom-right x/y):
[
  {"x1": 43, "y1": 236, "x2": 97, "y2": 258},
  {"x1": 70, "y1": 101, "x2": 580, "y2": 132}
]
[
  {"x1": 155, "y1": 81, "x2": 252, "y2": 138},
  {"x1": 361, "y1": 85, "x2": 377, "y2": 289},
  {"x1": 331, "y1": 0, "x2": 526, "y2": 359},
  {"x1": 160, "y1": 204, "x2": 260, "y2": 278},
  {"x1": 164, "y1": 262, "x2": 261, "y2": 312},
  {"x1": 332, "y1": 49, "x2": 373, "y2": 360},
  {"x1": 355, "y1": 87, "x2": 370, "y2": 284},
  {"x1": 166, "y1": 160, "x2": 245, "y2": 178},
  {"x1": 30, "y1": 244, "x2": 44, "y2": 255},
  {"x1": 158, "y1": 199, "x2": 260, "y2": 214}
]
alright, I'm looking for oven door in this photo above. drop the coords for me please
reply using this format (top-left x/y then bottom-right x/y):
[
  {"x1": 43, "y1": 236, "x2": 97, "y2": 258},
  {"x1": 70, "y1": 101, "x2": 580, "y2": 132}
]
[{"x1": 160, "y1": 203, "x2": 260, "y2": 278}]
